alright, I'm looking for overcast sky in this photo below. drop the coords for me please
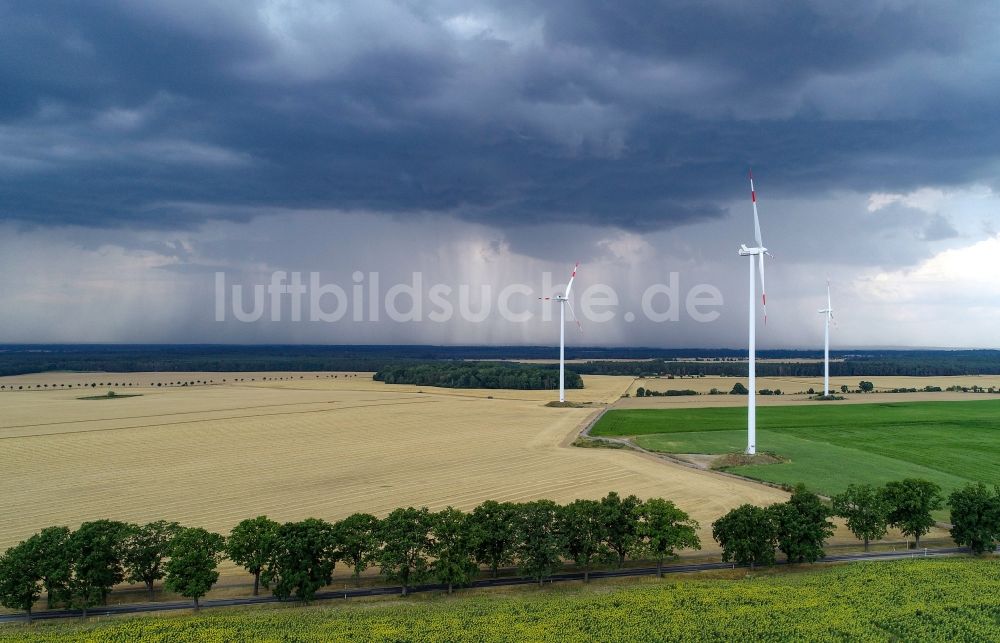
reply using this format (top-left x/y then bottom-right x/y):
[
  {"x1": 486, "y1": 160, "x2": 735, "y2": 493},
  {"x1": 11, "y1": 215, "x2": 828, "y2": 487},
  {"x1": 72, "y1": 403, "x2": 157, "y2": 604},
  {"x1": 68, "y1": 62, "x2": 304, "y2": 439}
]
[{"x1": 1, "y1": 0, "x2": 998, "y2": 348}]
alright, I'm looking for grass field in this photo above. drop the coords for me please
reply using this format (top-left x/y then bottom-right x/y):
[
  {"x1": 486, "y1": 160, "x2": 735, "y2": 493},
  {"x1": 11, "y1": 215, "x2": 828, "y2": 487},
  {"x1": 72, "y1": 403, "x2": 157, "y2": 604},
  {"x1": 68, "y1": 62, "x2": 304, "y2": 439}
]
[
  {"x1": 2, "y1": 558, "x2": 997, "y2": 641},
  {"x1": 0, "y1": 371, "x2": 786, "y2": 564},
  {"x1": 592, "y1": 400, "x2": 1000, "y2": 498}
]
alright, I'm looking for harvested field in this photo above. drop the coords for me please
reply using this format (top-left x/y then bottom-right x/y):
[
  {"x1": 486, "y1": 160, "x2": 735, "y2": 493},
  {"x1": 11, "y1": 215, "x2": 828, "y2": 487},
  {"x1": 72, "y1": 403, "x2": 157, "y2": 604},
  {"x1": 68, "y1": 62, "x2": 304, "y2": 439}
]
[
  {"x1": 619, "y1": 374, "x2": 1000, "y2": 408},
  {"x1": 0, "y1": 372, "x2": 783, "y2": 557}
]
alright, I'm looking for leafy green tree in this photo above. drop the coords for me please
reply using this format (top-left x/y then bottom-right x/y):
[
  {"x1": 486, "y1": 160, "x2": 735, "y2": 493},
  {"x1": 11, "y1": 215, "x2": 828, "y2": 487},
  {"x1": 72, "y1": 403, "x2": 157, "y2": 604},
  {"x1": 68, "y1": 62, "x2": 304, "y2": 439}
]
[
  {"x1": 164, "y1": 527, "x2": 224, "y2": 610},
  {"x1": 226, "y1": 516, "x2": 279, "y2": 596},
  {"x1": 23, "y1": 526, "x2": 71, "y2": 608},
  {"x1": 770, "y1": 485, "x2": 835, "y2": 563},
  {"x1": 557, "y1": 499, "x2": 606, "y2": 582},
  {"x1": 840, "y1": 384, "x2": 849, "y2": 393},
  {"x1": 375, "y1": 507, "x2": 434, "y2": 596},
  {"x1": 712, "y1": 504, "x2": 776, "y2": 570},
  {"x1": 468, "y1": 500, "x2": 518, "y2": 578},
  {"x1": 0, "y1": 541, "x2": 40, "y2": 622},
  {"x1": 515, "y1": 500, "x2": 564, "y2": 585},
  {"x1": 263, "y1": 518, "x2": 339, "y2": 602},
  {"x1": 599, "y1": 492, "x2": 642, "y2": 568},
  {"x1": 859, "y1": 380, "x2": 875, "y2": 392},
  {"x1": 430, "y1": 507, "x2": 478, "y2": 594},
  {"x1": 948, "y1": 483, "x2": 1000, "y2": 555},
  {"x1": 730, "y1": 383, "x2": 749, "y2": 395},
  {"x1": 831, "y1": 484, "x2": 890, "y2": 551},
  {"x1": 882, "y1": 479, "x2": 944, "y2": 548},
  {"x1": 123, "y1": 520, "x2": 181, "y2": 600},
  {"x1": 332, "y1": 513, "x2": 380, "y2": 587},
  {"x1": 65, "y1": 520, "x2": 132, "y2": 616},
  {"x1": 638, "y1": 498, "x2": 700, "y2": 577}
]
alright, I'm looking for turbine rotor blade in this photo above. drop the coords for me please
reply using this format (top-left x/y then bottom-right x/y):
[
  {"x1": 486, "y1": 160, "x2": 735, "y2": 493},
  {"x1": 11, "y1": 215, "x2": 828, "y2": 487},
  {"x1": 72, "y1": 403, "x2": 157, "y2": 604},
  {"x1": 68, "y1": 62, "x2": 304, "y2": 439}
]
[
  {"x1": 564, "y1": 262, "x2": 580, "y2": 298},
  {"x1": 750, "y1": 170, "x2": 764, "y2": 248},
  {"x1": 565, "y1": 299, "x2": 584, "y2": 333},
  {"x1": 748, "y1": 169, "x2": 767, "y2": 324}
]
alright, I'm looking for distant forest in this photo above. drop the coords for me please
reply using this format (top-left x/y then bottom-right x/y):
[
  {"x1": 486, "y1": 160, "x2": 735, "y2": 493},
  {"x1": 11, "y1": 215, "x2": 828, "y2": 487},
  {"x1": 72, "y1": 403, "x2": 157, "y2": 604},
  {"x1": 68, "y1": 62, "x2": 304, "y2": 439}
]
[
  {"x1": 373, "y1": 362, "x2": 583, "y2": 390},
  {"x1": 572, "y1": 355, "x2": 1000, "y2": 378},
  {"x1": 1, "y1": 345, "x2": 999, "y2": 378}
]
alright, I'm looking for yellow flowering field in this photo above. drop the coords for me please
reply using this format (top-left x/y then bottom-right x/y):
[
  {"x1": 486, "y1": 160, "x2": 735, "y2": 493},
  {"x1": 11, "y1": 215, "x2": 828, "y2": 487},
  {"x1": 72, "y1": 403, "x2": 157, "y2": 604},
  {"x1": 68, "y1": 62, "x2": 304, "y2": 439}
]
[{"x1": 2, "y1": 558, "x2": 998, "y2": 642}]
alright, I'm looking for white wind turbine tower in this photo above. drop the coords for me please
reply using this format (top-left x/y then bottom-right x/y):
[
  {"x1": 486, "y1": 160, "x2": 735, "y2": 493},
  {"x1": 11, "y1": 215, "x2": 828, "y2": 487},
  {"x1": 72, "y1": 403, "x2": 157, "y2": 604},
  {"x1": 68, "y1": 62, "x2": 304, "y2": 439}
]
[
  {"x1": 818, "y1": 280, "x2": 834, "y2": 396},
  {"x1": 540, "y1": 263, "x2": 581, "y2": 403},
  {"x1": 738, "y1": 170, "x2": 771, "y2": 455}
]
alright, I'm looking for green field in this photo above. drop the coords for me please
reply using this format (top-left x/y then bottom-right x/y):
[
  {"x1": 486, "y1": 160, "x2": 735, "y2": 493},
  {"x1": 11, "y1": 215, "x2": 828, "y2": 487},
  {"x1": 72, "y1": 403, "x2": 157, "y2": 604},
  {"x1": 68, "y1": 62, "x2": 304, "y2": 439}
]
[
  {"x1": 592, "y1": 400, "x2": 1000, "y2": 497},
  {"x1": 2, "y1": 559, "x2": 998, "y2": 641}
]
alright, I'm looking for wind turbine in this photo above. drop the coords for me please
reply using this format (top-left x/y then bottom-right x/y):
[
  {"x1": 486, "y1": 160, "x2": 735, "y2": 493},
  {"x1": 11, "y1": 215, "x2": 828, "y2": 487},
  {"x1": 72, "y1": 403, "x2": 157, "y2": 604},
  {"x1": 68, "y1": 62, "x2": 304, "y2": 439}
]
[
  {"x1": 540, "y1": 263, "x2": 581, "y2": 403},
  {"x1": 818, "y1": 280, "x2": 834, "y2": 396},
  {"x1": 738, "y1": 170, "x2": 771, "y2": 455}
]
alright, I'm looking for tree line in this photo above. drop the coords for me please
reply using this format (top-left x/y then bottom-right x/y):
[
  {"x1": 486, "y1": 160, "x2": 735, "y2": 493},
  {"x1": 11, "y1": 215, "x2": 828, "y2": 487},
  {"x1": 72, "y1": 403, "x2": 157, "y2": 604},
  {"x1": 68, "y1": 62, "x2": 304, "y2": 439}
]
[
  {"x1": 634, "y1": 387, "x2": 699, "y2": 397},
  {"x1": 0, "y1": 493, "x2": 696, "y2": 621},
  {"x1": 714, "y1": 480, "x2": 1000, "y2": 570},
  {"x1": 4, "y1": 345, "x2": 1000, "y2": 378},
  {"x1": 373, "y1": 363, "x2": 584, "y2": 390},
  {"x1": 574, "y1": 358, "x2": 1000, "y2": 378},
  {"x1": 1, "y1": 374, "x2": 361, "y2": 392},
  {"x1": 3, "y1": 481, "x2": 997, "y2": 622}
]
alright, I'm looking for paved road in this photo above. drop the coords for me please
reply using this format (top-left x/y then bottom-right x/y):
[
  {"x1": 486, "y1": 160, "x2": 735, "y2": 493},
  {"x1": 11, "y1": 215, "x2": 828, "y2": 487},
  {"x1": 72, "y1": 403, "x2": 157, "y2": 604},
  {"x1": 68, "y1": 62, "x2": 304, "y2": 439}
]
[{"x1": 0, "y1": 546, "x2": 966, "y2": 623}]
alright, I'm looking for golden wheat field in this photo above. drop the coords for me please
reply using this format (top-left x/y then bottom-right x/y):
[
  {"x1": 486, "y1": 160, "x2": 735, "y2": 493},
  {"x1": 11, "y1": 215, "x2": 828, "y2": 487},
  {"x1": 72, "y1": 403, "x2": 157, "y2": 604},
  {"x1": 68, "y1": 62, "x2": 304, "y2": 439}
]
[
  {"x1": 0, "y1": 372, "x2": 791, "y2": 558},
  {"x1": 617, "y1": 374, "x2": 1000, "y2": 409}
]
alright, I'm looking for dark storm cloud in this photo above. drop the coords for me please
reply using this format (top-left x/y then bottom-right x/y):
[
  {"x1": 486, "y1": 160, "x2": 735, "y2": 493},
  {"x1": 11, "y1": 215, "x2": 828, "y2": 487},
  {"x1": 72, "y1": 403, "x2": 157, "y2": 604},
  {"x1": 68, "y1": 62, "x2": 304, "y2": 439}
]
[
  {"x1": 2, "y1": 0, "x2": 999, "y2": 231},
  {"x1": 542, "y1": 0, "x2": 985, "y2": 83}
]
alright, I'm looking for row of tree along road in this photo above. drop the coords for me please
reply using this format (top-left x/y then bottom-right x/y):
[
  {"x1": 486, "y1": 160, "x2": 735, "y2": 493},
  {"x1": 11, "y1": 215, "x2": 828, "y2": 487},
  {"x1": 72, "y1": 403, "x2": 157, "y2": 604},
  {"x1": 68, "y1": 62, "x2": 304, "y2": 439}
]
[
  {"x1": 718, "y1": 479, "x2": 999, "y2": 570},
  {"x1": 1, "y1": 482, "x2": 998, "y2": 622}
]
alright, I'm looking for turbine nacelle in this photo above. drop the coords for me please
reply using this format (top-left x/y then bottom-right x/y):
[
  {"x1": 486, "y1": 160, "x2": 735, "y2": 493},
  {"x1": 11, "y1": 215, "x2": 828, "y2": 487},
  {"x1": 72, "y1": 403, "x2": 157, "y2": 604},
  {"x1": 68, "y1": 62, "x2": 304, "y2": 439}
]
[{"x1": 738, "y1": 245, "x2": 767, "y2": 256}]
